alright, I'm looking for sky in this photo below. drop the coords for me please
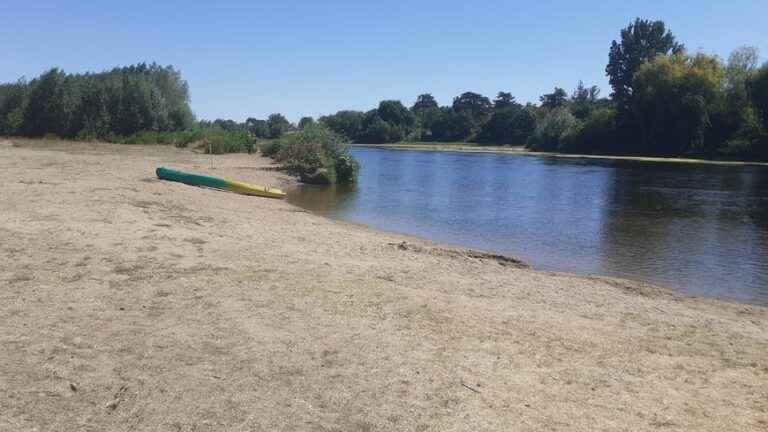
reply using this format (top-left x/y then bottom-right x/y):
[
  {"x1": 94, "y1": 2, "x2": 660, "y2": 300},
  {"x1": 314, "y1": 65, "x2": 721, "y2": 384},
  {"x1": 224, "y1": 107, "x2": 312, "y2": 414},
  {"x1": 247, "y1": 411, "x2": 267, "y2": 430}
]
[{"x1": 2, "y1": 0, "x2": 767, "y2": 122}]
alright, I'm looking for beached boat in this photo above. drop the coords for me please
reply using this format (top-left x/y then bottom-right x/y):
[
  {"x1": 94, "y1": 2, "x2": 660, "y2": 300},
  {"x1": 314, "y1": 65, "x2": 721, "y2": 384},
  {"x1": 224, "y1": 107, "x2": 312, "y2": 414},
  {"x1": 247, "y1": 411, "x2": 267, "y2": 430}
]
[{"x1": 156, "y1": 167, "x2": 286, "y2": 199}]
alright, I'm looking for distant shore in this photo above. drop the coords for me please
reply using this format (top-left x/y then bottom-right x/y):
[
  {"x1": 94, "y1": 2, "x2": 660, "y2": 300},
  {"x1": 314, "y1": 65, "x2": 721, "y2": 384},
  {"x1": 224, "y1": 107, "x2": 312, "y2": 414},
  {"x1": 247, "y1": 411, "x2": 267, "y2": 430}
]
[{"x1": 354, "y1": 143, "x2": 768, "y2": 167}]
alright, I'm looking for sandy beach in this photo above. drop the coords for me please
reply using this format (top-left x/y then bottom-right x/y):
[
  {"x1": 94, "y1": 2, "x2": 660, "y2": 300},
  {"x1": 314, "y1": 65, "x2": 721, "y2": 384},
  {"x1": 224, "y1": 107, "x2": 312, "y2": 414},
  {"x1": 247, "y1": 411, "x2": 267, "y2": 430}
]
[{"x1": 1, "y1": 138, "x2": 766, "y2": 431}]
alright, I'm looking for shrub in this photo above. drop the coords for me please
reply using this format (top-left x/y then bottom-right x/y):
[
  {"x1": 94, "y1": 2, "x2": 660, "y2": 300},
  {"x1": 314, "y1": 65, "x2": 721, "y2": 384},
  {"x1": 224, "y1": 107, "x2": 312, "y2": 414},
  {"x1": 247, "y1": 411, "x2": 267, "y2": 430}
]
[
  {"x1": 113, "y1": 129, "x2": 252, "y2": 153},
  {"x1": 203, "y1": 130, "x2": 253, "y2": 154},
  {"x1": 527, "y1": 108, "x2": 579, "y2": 151},
  {"x1": 559, "y1": 108, "x2": 618, "y2": 153},
  {"x1": 260, "y1": 139, "x2": 284, "y2": 157},
  {"x1": 267, "y1": 123, "x2": 359, "y2": 184}
]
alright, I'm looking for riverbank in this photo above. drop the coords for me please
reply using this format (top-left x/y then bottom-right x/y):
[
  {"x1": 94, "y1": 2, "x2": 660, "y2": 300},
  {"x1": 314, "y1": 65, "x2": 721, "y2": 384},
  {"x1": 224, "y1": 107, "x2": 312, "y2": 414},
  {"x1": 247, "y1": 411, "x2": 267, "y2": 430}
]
[
  {"x1": 1, "y1": 138, "x2": 766, "y2": 431},
  {"x1": 355, "y1": 143, "x2": 768, "y2": 167}
]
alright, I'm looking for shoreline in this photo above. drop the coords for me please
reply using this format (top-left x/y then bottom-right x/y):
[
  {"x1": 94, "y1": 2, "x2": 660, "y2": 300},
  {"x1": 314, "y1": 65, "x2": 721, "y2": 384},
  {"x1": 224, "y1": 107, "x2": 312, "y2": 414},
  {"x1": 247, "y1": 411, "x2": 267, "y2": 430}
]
[
  {"x1": 353, "y1": 143, "x2": 768, "y2": 167},
  {"x1": 2, "y1": 138, "x2": 767, "y2": 431}
]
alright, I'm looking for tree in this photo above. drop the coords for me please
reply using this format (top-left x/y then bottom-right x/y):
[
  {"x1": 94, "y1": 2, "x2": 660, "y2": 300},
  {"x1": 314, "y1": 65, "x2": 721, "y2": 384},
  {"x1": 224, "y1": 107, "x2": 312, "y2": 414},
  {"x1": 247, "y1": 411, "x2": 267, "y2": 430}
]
[
  {"x1": 606, "y1": 18, "x2": 682, "y2": 119},
  {"x1": 267, "y1": 113, "x2": 290, "y2": 138},
  {"x1": 0, "y1": 79, "x2": 29, "y2": 135},
  {"x1": 527, "y1": 107, "x2": 579, "y2": 151},
  {"x1": 319, "y1": 110, "x2": 365, "y2": 142},
  {"x1": 539, "y1": 87, "x2": 568, "y2": 109},
  {"x1": 751, "y1": 64, "x2": 768, "y2": 127},
  {"x1": 476, "y1": 106, "x2": 536, "y2": 145},
  {"x1": 632, "y1": 52, "x2": 725, "y2": 155},
  {"x1": 298, "y1": 116, "x2": 315, "y2": 129},
  {"x1": 245, "y1": 118, "x2": 269, "y2": 138},
  {"x1": 570, "y1": 81, "x2": 602, "y2": 119},
  {"x1": 493, "y1": 92, "x2": 517, "y2": 110},
  {"x1": 411, "y1": 93, "x2": 438, "y2": 114},
  {"x1": 452, "y1": 92, "x2": 492, "y2": 137},
  {"x1": 411, "y1": 94, "x2": 441, "y2": 141},
  {"x1": 559, "y1": 108, "x2": 618, "y2": 154},
  {"x1": 359, "y1": 110, "x2": 404, "y2": 143},
  {"x1": 430, "y1": 107, "x2": 473, "y2": 142},
  {"x1": 377, "y1": 100, "x2": 414, "y2": 130}
]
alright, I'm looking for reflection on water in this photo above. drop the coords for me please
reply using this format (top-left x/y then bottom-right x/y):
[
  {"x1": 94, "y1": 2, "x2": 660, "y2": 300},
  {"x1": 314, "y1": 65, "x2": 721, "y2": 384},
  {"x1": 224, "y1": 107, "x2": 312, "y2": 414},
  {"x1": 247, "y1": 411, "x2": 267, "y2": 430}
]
[{"x1": 289, "y1": 147, "x2": 768, "y2": 303}]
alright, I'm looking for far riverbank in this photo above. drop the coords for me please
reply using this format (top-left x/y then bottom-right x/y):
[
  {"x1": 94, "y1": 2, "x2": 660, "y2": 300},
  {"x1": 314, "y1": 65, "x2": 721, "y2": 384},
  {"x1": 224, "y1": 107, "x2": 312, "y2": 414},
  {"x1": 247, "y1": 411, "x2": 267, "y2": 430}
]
[{"x1": 354, "y1": 143, "x2": 768, "y2": 167}]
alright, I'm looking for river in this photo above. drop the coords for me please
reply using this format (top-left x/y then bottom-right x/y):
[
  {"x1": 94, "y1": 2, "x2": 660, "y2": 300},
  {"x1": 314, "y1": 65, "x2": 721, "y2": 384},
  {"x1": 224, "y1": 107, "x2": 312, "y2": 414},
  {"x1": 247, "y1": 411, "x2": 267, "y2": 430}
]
[{"x1": 288, "y1": 147, "x2": 768, "y2": 303}]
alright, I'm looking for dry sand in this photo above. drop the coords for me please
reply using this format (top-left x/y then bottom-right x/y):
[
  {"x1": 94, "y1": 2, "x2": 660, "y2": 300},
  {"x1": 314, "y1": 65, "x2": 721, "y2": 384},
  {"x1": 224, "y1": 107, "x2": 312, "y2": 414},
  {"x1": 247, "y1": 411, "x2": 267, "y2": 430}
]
[{"x1": 0, "y1": 138, "x2": 766, "y2": 431}]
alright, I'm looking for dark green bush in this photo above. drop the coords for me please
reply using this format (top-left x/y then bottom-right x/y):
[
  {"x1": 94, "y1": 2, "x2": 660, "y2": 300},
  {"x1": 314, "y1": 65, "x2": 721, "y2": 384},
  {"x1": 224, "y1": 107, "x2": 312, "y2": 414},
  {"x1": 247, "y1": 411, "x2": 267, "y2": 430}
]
[
  {"x1": 267, "y1": 124, "x2": 359, "y2": 184},
  {"x1": 259, "y1": 139, "x2": 284, "y2": 157},
  {"x1": 203, "y1": 130, "x2": 253, "y2": 154},
  {"x1": 114, "y1": 129, "x2": 252, "y2": 153}
]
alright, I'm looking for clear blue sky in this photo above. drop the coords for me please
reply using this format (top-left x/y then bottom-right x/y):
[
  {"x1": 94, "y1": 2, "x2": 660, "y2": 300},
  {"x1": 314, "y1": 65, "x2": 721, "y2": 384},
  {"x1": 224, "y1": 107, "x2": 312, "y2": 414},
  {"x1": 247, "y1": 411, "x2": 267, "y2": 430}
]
[{"x1": 2, "y1": 0, "x2": 767, "y2": 122}]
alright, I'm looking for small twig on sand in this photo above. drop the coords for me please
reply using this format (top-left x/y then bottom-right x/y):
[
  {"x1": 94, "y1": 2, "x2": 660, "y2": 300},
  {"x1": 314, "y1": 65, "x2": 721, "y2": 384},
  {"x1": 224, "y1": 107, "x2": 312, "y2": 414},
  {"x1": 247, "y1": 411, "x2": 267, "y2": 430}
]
[{"x1": 461, "y1": 382, "x2": 481, "y2": 393}]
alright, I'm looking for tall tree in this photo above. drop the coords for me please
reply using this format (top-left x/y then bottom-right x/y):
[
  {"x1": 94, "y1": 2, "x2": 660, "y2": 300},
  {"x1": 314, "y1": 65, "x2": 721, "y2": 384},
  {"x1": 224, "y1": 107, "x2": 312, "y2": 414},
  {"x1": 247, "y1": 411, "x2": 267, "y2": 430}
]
[
  {"x1": 377, "y1": 100, "x2": 414, "y2": 130},
  {"x1": 539, "y1": 87, "x2": 568, "y2": 109},
  {"x1": 245, "y1": 117, "x2": 269, "y2": 138},
  {"x1": 632, "y1": 52, "x2": 724, "y2": 155},
  {"x1": 319, "y1": 110, "x2": 364, "y2": 142},
  {"x1": 570, "y1": 81, "x2": 602, "y2": 119},
  {"x1": 411, "y1": 93, "x2": 438, "y2": 114},
  {"x1": 298, "y1": 116, "x2": 315, "y2": 129},
  {"x1": 267, "y1": 113, "x2": 290, "y2": 138},
  {"x1": 750, "y1": 64, "x2": 768, "y2": 127},
  {"x1": 493, "y1": 92, "x2": 517, "y2": 110},
  {"x1": 452, "y1": 92, "x2": 492, "y2": 136},
  {"x1": 606, "y1": 18, "x2": 682, "y2": 119}
]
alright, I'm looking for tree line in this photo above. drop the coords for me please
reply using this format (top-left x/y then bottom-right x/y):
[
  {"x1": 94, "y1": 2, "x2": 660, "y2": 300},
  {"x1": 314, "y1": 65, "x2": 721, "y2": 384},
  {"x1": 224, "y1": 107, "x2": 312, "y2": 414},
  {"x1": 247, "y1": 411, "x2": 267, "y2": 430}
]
[
  {"x1": 0, "y1": 63, "x2": 195, "y2": 139},
  {"x1": 2, "y1": 19, "x2": 767, "y2": 160},
  {"x1": 316, "y1": 19, "x2": 768, "y2": 160}
]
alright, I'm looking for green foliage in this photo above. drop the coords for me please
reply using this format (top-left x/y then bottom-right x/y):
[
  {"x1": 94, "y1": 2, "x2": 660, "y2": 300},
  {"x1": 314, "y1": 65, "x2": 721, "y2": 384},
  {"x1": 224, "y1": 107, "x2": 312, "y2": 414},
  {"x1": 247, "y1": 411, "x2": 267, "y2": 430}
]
[
  {"x1": 298, "y1": 116, "x2": 315, "y2": 129},
  {"x1": 267, "y1": 113, "x2": 291, "y2": 138},
  {"x1": 116, "y1": 130, "x2": 200, "y2": 146},
  {"x1": 0, "y1": 79, "x2": 29, "y2": 135},
  {"x1": 319, "y1": 110, "x2": 365, "y2": 141},
  {"x1": 570, "y1": 81, "x2": 604, "y2": 120},
  {"x1": 452, "y1": 92, "x2": 492, "y2": 137},
  {"x1": 539, "y1": 87, "x2": 568, "y2": 109},
  {"x1": 527, "y1": 108, "x2": 579, "y2": 151},
  {"x1": 359, "y1": 111, "x2": 405, "y2": 143},
  {"x1": 476, "y1": 105, "x2": 535, "y2": 145},
  {"x1": 245, "y1": 117, "x2": 270, "y2": 138},
  {"x1": 355, "y1": 101, "x2": 415, "y2": 144},
  {"x1": 268, "y1": 124, "x2": 359, "y2": 184},
  {"x1": 751, "y1": 64, "x2": 768, "y2": 128},
  {"x1": 411, "y1": 94, "x2": 438, "y2": 114},
  {"x1": 632, "y1": 52, "x2": 725, "y2": 155},
  {"x1": 493, "y1": 92, "x2": 516, "y2": 110},
  {"x1": 607, "y1": 18, "x2": 683, "y2": 118},
  {"x1": 430, "y1": 107, "x2": 473, "y2": 142},
  {"x1": 559, "y1": 108, "x2": 618, "y2": 153},
  {"x1": 204, "y1": 130, "x2": 253, "y2": 154},
  {"x1": 115, "y1": 127, "x2": 253, "y2": 154},
  {"x1": 0, "y1": 63, "x2": 194, "y2": 139}
]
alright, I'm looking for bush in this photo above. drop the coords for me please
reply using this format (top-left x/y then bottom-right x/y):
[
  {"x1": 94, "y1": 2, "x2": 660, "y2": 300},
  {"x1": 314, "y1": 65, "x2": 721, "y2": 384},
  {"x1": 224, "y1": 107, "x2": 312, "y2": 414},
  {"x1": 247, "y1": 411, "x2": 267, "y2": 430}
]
[
  {"x1": 203, "y1": 130, "x2": 253, "y2": 154},
  {"x1": 527, "y1": 108, "x2": 579, "y2": 151},
  {"x1": 559, "y1": 108, "x2": 618, "y2": 153},
  {"x1": 114, "y1": 129, "x2": 252, "y2": 153},
  {"x1": 267, "y1": 123, "x2": 359, "y2": 184},
  {"x1": 259, "y1": 139, "x2": 284, "y2": 157}
]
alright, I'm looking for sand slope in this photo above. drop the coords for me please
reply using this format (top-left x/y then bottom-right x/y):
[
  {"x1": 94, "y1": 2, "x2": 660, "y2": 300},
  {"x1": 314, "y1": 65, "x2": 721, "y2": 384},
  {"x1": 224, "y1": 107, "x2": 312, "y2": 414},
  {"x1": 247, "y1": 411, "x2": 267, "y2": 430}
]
[{"x1": 1, "y1": 139, "x2": 766, "y2": 431}]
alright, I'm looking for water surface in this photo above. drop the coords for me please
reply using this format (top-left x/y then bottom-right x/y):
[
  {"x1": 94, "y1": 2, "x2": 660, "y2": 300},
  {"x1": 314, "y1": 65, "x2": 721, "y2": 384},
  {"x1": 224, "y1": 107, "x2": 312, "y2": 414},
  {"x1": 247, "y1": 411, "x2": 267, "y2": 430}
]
[{"x1": 288, "y1": 147, "x2": 768, "y2": 303}]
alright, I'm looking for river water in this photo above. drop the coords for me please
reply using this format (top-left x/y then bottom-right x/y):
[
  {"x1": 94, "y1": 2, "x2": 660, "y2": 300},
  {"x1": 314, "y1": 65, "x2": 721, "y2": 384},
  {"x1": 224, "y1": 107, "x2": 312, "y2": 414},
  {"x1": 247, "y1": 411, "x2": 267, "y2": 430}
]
[{"x1": 288, "y1": 147, "x2": 768, "y2": 304}]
